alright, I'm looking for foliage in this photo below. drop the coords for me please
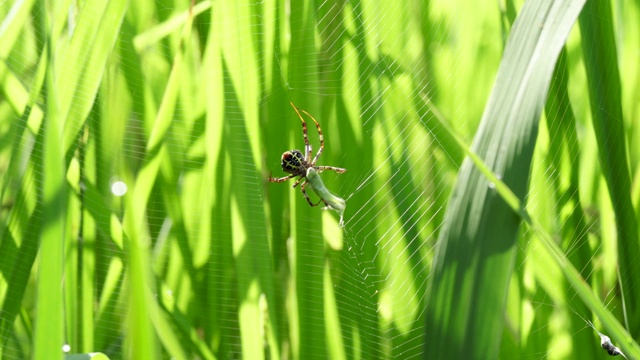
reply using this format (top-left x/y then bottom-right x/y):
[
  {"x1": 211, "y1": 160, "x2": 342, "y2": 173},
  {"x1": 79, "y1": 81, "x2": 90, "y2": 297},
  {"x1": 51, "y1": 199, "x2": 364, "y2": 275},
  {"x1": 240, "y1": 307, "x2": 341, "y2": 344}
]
[{"x1": 0, "y1": 0, "x2": 639, "y2": 359}]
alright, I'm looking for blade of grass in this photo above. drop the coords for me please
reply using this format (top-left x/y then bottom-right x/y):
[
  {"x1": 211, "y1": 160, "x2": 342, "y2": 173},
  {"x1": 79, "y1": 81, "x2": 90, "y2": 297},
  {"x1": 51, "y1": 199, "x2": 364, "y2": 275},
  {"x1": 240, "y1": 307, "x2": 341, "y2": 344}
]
[
  {"x1": 541, "y1": 48, "x2": 597, "y2": 357},
  {"x1": 289, "y1": 1, "x2": 325, "y2": 358},
  {"x1": 122, "y1": 146, "x2": 164, "y2": 359},
  {"x1": 422, "y1": 92, "x2": 640, "y2": 358},
  {"x1": 331, "y1": 1, "x2": 381, "y2": 357},
  {"x1": 202, "y1": 1, "x2": 234, "y2": 356},
  {"x1": 216, "y1": 0, "x2": 281, "y2": 358},
  {"x1": 144, "y1": 2, "x2": 195, "y2": 154},
  {"x1": 121, "y1": 16, "x2": 197, "y2": 357},
  {"x1": 423, "y1": 0, "x2": 586, "y2": 358},
  {"x1": 59, "y1": 0, "x2": 128, "y2": 155},
  {"x1": 120, "y1": 6, "x2": 194, "y2": 357},
  {"x1": 77, "y1": 121, "x2": 96, "y2": 353},
  {"x1": 0, "y1": 62, "x2": 45, "y2": 134},
  {"x1": 0, "y1": 0, "x2": 44, "y2": 135},
  {"x1": 34, "y1": 1, "x2": 65, "y2": 358},
  {"x1": 578, "y1": 0, "x2": 640, "y2": 334},
  {"x1": 0, "y1": 117, "x2": 45, "y2": 356},
  {"x1": 0, "y1": 0, "x2": 37, "y2": 58},
  {"x1": 132, "y1": 0, "x2": 212, "y2": 52},
  {"x1": 93, "y1": 253, "x2": 124, "y2": 351}
]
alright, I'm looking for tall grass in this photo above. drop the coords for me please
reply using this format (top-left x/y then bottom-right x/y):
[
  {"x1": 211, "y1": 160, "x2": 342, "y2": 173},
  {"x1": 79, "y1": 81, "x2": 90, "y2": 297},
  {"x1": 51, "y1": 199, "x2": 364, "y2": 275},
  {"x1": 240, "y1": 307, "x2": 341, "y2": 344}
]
[{"x1": 0, "y1": 0, "x2": 639, "y2": 359}]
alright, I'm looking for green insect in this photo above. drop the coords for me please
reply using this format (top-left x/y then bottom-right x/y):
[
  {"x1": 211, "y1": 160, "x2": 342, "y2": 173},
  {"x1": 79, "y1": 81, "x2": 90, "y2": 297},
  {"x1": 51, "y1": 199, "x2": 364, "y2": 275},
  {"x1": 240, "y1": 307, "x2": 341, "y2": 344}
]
[
  {"x1": 305, "y1": 167, "x2": 346, "y2": 226},
  {"x1": 268, "y1": 102, "x2": 347, "y2": 225}
]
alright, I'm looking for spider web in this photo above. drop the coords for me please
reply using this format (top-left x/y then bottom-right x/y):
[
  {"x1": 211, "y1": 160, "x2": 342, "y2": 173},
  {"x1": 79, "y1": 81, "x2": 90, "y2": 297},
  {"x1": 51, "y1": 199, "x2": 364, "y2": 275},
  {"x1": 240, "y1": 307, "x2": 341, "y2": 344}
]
[
  {"x1": 268, "y1": 1, "x2": 501, "y2": 358},
  {"x1": 0, "y1": 0, "x2": 639, "y2": 359},
  {"x1": 265, "y1": 1, "x2": 473, "y2": 358}
]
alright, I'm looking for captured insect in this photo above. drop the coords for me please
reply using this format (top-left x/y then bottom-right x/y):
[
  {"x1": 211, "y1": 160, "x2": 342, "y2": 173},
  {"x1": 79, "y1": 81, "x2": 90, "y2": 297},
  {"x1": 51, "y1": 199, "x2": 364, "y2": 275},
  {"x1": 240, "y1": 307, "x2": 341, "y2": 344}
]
[
  {"x1": 573, "y1": 309, "x2": 628, "y2": 359},
  {"x1": 268, "y1": 102, "x2": 347, "y2": 226},
  {"x1": 585, "y1": 320, "x2": 627, "y2": 358}
]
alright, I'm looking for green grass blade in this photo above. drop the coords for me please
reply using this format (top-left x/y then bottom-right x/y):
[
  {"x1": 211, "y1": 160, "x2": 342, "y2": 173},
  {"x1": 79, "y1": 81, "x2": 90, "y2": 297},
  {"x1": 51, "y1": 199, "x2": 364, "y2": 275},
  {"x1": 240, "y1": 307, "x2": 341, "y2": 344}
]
[
  {"x1": 425, "y1": 90, "x2": 640, "y2": 358},
  {"x1": 0, "y1": 117, "x2": 44, "y2": 355},
  {"x1": 34, "y1": 3, "x2": 65, "y2": 359},
  {"x1": 202, "y1": 2, "x2": 232, "y2": 357},
  {"x1": 133, "y1": 0, "x2": 212, "y2": 52},
  {"x1": 0, "y1": 0, "x2": 37, "y2": 59},
  {"x1": 424, "y1": 0, "x2": 586, "y2": 358},
  {"x1": 2, "y1": 0, "x2": 639, "y2": 358},
  {"x1": 328, "y1": 2, "x2": 380, "y2": 357},
  {"x1": 121, "y1": 2, "x2": 202, "y2": 357},
  {"x1": 542, "y1": 49, "x2": 597, "y2": 357},
  {"x1": 123, "y1": 147, "x2": 164, "y2": 359},
  {"x1": 214, "y1": 1, "x2": 281, "y2": 358},
  {"x1": 60, "y1": 0, "x2": 128, "y2": 154},
  {"x1": 289, "y1": 1, "x2": 326, "y2": 358},
  {"x1": 578, "y1": 0, "x2": 640, "y2": 334},
  {"x1": 0, "y1": 62, "x2": 45, "y2": 134}
]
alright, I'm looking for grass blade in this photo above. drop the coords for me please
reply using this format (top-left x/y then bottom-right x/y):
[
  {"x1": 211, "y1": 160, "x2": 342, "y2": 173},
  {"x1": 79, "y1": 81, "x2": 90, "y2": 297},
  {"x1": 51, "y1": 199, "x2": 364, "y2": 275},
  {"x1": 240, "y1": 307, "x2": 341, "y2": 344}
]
[
  {"x1": 34, "y1": 3, "x2": 65, "y2": 358},
  {"x1": 289, "y1": 1, "x2": 326, "y2": 358},
  {"x1": 578, "y1": 0, "x2": 640, "y2": 334},
  {"x1": 425, "y1": 0, "x2": 586, "y2": 358}
]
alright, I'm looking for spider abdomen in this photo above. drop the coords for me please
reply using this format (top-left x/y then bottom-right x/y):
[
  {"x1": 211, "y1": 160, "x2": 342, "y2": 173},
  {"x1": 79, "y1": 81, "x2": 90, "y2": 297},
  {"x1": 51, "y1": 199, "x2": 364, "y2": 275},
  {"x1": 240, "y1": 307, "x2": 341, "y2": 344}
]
[{"x1": 281, "y1": 149, "x2": 307, "y2": 175}]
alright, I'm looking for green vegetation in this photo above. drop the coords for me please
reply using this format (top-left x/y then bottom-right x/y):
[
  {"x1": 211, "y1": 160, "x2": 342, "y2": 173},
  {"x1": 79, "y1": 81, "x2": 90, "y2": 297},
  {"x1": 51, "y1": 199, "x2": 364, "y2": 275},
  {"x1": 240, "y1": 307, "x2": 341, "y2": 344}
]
[{"x1": 0, "y1": 0, "x2": 639, "y2": 359}]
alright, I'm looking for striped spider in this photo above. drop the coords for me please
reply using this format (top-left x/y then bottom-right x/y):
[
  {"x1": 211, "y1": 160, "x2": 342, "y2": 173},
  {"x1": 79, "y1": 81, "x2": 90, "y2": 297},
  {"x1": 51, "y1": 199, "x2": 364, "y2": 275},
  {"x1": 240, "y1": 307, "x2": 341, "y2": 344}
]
[{"x1": 268, "y1": 102, "x2": 346, "y2": 207}]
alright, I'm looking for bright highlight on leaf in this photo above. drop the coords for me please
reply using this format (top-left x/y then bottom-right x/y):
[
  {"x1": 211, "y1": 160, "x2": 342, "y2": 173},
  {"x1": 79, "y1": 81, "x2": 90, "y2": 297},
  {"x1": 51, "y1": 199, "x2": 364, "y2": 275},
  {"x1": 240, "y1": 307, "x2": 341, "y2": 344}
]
[{"x1": 110, "y1": 181, "x2": 128, "y2": 197}]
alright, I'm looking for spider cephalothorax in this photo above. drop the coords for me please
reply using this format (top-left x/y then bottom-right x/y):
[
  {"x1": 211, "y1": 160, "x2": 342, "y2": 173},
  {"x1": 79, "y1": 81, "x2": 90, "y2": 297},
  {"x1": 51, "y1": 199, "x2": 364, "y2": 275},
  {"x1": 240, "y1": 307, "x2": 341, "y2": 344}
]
[
  {"x1": 268, "y1": 102, "x2": 346, "y2": 207},
  {"x1": 280, "y1": 149, "x2": 308, "y2": 176}
]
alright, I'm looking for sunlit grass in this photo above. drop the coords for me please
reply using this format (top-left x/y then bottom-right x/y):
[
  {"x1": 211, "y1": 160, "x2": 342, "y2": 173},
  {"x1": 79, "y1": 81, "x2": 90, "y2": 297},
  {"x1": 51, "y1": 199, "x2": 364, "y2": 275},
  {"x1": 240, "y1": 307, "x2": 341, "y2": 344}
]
[{"x1": 0, "y1": 0, "x2": 639, "y2": 359}]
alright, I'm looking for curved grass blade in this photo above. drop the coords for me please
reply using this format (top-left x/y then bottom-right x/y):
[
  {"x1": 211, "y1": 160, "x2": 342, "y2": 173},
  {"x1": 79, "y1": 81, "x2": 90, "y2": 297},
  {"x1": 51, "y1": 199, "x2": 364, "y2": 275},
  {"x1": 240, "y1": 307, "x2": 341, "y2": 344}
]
[
  {"x1": 424, "y1": 0, "x2": 586, "y2": 358},
  {"x1": 578, "y1": 0, "x2": 640, "y2": 334},
  {"x1": 423, "y1": 92, "x2": 640, "y2": 359}
]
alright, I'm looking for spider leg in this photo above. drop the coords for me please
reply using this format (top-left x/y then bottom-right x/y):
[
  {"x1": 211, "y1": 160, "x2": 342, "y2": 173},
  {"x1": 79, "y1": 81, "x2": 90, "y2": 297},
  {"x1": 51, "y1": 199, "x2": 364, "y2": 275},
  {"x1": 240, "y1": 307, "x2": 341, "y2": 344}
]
[
  {"x1": 299, "y1": 108, "x2": 324, "y2": 166},
  {"x1": 268, "y1": 174, "x2": 296, "y2": 182},
  {"x1": 300, "y1": 180, "x2": 322, "y2": 207},
  {"x1": 292, "y1": 176, "x2": 304, "y2": 188},
  {"x1": 290, "y1": 102, "x2": 313, "y2": 162},
  {"x1": 314, "y1": 166, "x2": 346, "y2": 174}
]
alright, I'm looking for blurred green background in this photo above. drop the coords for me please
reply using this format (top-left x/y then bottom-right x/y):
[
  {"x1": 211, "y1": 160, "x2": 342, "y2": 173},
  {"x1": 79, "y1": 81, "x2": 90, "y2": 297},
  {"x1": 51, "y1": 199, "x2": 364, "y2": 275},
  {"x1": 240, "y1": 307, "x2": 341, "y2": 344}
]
[{"x1": 0, "y1": 0, "x2": 639, "y2": 359}]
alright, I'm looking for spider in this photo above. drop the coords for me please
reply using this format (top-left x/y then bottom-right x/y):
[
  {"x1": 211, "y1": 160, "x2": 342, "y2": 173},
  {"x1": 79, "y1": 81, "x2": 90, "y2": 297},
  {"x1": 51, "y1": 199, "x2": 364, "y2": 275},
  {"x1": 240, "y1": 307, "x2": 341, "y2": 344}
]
[{"x1": 268, "y1": 102, "x2": 346, "y2": 207}]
